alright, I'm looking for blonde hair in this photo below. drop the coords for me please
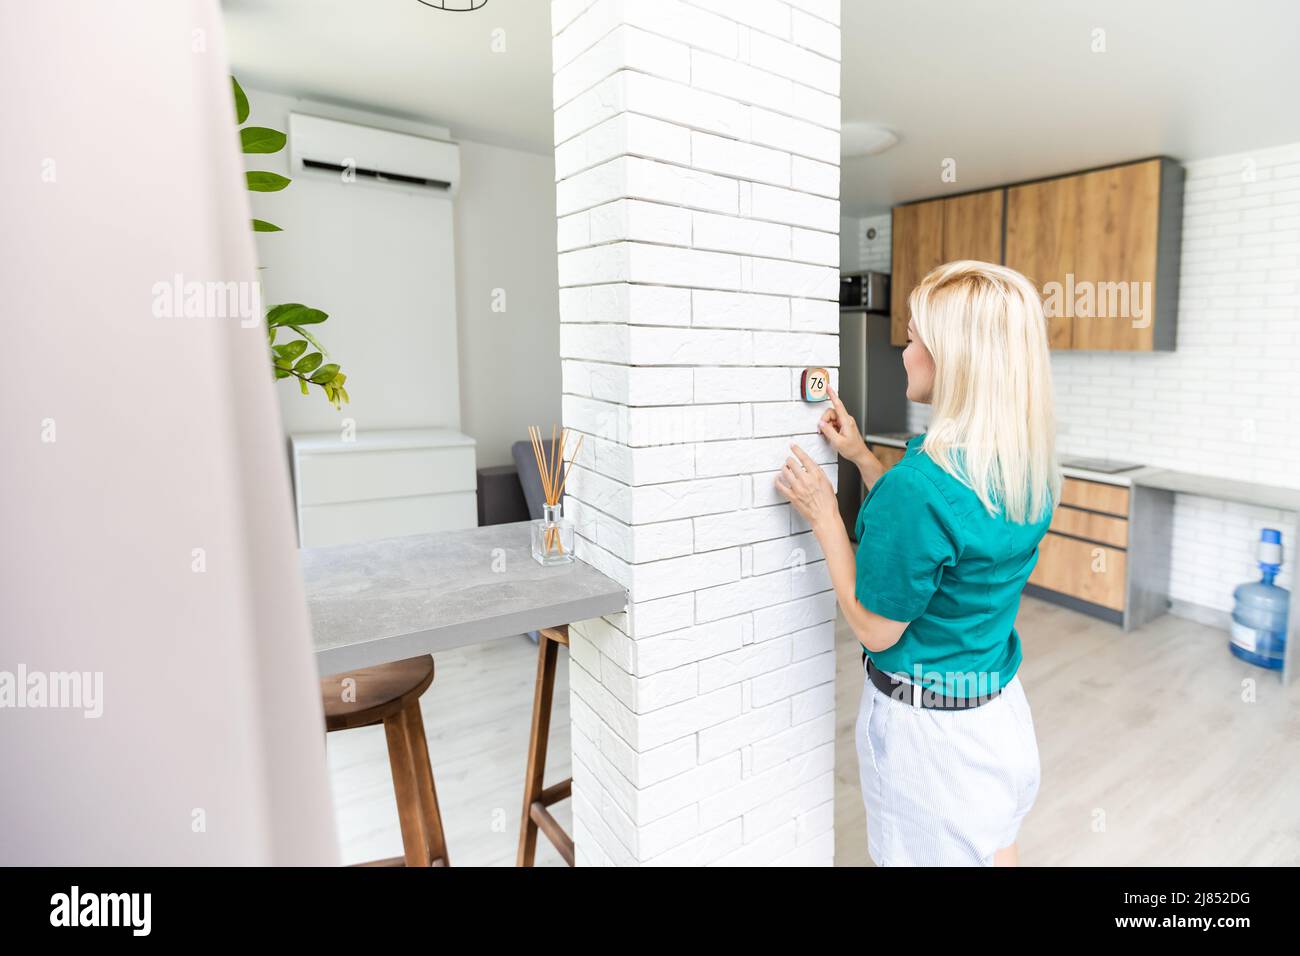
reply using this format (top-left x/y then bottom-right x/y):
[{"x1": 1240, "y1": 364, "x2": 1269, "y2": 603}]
[{"x1": 908, "y1": 260, "x2": 1060, "y2": 524}]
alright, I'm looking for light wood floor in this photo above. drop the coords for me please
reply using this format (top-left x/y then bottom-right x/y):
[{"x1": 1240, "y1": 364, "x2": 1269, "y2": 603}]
[
  {"x1": 327, "y1": 598, "x2": 1300, "y2": 866},
  {"x1": 835, "y1": 597, "x2": 1300, "y2": 866},
  {"x1": 327, "y1": 635, "x2": 572, "y2": 867}
]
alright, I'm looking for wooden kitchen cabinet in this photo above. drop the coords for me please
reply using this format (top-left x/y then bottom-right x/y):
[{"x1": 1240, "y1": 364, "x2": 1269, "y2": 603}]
[
  {"x1": 1059, "y1": 476, "x2": 1130, "y2": 515},
  {"x1": 890, "y1": 189, "x2": 1003, "y2": 345},
  {"x1": 867, "y1": 442, "x2": 906, "y2": 471},
  {"x1": 889, "y1": 199, "x2": 945, "y2": 345},
  {"x1": 1048, "y1": 506, "x2": 1128, "y2": 549},
  {"x1": 942, "y1": 190, "x2": 1004, "y2": 263},
  {"x1": 1023, "y1": 475, "x2": 1172, "y2": 627},
  {"x1": 1028, "y1": 475, "x2": 1132, "y2": 616},
  {"x1": 896, "y1": 157, "x2": 1184, "y2": 351},
  {"x1": 1005, "y1": 174, "x2": 1078, "y2": 349},
  {"x1": 1028, "y1": 531, "x2": 1128, "y2": 612},
  {"x1": 1071, "y1": 160, "x2": 1167, "y2": 350}
]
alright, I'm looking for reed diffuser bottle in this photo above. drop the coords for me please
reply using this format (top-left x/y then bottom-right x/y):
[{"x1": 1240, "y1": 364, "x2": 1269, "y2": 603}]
[{"x1": 528, "y1": 425, "x2": 581, "y2": 566}]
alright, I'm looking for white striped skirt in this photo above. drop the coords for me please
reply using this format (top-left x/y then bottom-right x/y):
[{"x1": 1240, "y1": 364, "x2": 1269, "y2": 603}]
[{"x1": 855, "y1": 662, "x2": 1041, "y2": 866}]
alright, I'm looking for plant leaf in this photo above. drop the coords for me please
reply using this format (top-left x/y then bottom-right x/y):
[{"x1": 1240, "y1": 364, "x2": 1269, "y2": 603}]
[
  {"x1": 240, "y1": 126, "x2": 287, "y2": 154},
  {"x1": 294, "y1": 352, "x2": 324, "y2": 374},
  {"x1": 274, "y1": 367, "x2": 291, "y2": 380},
  {"x1": 266, "y1": 303, "x2": 308, "y2": 328},
  {"x1": 299, "y1": 378, "x2": 309, "y2": 395},
  {"x1": 252, "y1": 218, "x2": 282, "y2": 233},
  {"x1": 277, "y1": 340, "x2": 309, "y2": 361},
  {"x1": 232, "y1": 76, "x2": 249, "y2": 124},
  {"x1": 289, "y1": 307, "x2": 328, "y2": 326},
  {"x1": 265, "y1": 304, "x2": 327, "y2": 327},
  {"x1": 309, "y1": 363, "x2": 340, "y2": 385},
  {"x1": 246, "y1": 171, "x2": 291, "y2": 192},
  {"x1": 287, "y1": 324, "x2": 328, "y2": 355}
]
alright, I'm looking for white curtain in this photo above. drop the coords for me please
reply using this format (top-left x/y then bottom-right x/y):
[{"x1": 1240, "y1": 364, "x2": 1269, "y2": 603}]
[{"x1": 0, "y1": 1, "x2": 338, "y2": 864}]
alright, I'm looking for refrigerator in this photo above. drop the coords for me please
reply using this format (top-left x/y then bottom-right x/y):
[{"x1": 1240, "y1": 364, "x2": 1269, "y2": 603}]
[{"x1": 838, "y1": 271, "x2": 909, "y2": 539}]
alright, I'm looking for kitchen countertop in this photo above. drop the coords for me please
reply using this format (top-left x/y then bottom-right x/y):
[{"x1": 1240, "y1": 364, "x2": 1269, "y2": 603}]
[
  {"x1": 863, "y1": 432, "x2": 1150, "y2": 486},
  {"x1": 1129, "y1": 468, "x2": 1300, "y2": 512},
  {"x1": 864, "y1": 432, "x2": 1300, "y2": 505}
]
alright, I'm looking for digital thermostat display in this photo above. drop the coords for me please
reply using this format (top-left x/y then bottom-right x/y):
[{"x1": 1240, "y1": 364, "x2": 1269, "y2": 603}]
[{"x1": 800, "y1": 367, "x2": 829, "y2": 402}]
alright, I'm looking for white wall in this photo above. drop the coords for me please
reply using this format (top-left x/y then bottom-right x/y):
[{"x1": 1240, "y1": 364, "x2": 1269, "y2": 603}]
[
  {"x1": 242, "y1": 89, "x2": 461, "y2": 436},
  {"x1": 454, "y1": 140, "x2": 562, "y2": 467},
  {"x1": 848, "y1": 212, "x2": 891, "y2": 272},
  {"x1": 838, "y1": 214, "x2": 859, "y2": 271},
  {"x1": 856, "y1": 143, "x2": 1300, "y2": 615},
  {"x1": 243, "y1": 88, "x2": 562, "y2": 470}
]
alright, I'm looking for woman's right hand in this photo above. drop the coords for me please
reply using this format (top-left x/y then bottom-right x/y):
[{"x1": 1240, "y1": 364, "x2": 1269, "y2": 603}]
[
  {"x1": 819, "y1": 386, "x2": 868, "y2": 461},
  {"x1": 819, "y1": 386, "x2": 885, "y2": 488}
]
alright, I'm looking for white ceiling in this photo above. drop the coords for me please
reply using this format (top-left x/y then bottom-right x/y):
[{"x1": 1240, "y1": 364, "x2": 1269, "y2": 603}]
[
  {"x1": 223, "y1": 0, "x2": 1300, "y2": 216},
  {"x1": 841, "y1": 0, "x2": 1300, "y2": 215},
  {"x1": 222, "y1": 0, "x2": 555, "y2": 154}
]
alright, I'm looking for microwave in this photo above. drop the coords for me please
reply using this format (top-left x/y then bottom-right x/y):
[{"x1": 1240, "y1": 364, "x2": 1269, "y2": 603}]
[{"x1": 840, "y1": 270, "x2": 890, "y2": 313}]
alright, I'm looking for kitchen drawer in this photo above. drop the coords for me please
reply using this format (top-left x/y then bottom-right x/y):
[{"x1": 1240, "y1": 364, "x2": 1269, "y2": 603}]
[
  {"x1": 296, "y1": 445, "x2": 476, "y2": 507},
  {"x1": 1060, "y1": 477, "x2": 1129, "y2": 517},
  {"x1": 1029, "y1": 531, "x2": 1127, "y2": 611},
  {"x1": 1048, "y1": 504, "x2": 1128, "y2": 548},
  {"x1": 298, "y1": 492, "x2": 478, "y2": 548}
]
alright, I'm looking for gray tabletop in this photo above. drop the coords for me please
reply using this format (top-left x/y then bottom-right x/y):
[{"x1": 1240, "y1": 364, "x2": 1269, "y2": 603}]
[{"x1": 301, "y1": 522, "x2": 628, "y2": 675}]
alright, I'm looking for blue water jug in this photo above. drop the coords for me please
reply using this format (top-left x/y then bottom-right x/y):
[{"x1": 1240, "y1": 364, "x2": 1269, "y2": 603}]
[{"x1": 1229, "y1": 529, "x2": 1289, "y2": 670}]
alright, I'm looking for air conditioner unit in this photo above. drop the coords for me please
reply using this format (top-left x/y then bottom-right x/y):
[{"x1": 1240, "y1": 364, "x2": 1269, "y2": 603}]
[{"x1": 288, "y1": 112, "x2": 460, "y2": 194}]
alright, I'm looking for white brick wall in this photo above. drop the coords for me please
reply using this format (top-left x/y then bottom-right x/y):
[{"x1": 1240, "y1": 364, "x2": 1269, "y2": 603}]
[
  {"x1": 859, "y1": 142, "x2": 1300, "y2": 614},
  {"x1": 853, "y1": 212, "x2": 892, "y2": 272},
  {"x1": 553, "y1": 0, "x2": 840, "y2": 866}
]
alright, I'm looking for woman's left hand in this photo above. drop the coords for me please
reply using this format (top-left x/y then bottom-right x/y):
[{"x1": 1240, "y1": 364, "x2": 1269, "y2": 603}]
[{"x1": 775, "y1": 444, "x2": 839, "y2": 532}]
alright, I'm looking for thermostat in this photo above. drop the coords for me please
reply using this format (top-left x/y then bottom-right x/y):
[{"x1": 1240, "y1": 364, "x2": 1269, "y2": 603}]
[{"x1": 801, "y1": 367, "x2": 829, "y2": 402}]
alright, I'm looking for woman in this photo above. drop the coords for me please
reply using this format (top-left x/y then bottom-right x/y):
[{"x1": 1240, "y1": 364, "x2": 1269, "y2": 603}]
[{"x1": 776, "y1": 260, "x2": 1058, "y2": 867}]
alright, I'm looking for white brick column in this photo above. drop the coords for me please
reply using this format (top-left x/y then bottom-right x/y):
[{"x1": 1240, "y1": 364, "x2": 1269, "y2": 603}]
[{"x1": 552, "y1": 0, "x2": 841, "y2": 866}]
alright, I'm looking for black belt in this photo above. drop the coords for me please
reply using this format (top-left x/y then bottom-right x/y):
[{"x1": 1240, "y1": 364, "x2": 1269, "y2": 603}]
[{"x1": 865, "y1": 658, "x2": 1002, "y2": 711}]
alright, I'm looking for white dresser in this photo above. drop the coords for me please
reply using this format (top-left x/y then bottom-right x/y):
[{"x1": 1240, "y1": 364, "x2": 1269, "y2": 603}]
[{"x1": 289, "y1": 428, "x2": 477, "y2": 548}]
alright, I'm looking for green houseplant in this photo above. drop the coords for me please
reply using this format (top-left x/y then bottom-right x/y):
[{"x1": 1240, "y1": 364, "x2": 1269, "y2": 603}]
[{"x1": 233, "y1": 76, "x2": 349, "y2": 408}]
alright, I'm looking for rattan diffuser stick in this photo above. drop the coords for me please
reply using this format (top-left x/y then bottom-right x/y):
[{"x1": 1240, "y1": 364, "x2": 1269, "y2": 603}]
[{"x1": 529, "y1": 426, "x2": 583, "y2": 555}]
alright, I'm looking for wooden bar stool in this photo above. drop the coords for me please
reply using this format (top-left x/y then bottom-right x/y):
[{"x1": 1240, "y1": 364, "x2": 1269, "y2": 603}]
[
  {"x1": 517, "y1": 625, "x2": 574, "y2": 866},
  {"x1": 321, "y1": 655, "x2": 449, "y2": 867}
]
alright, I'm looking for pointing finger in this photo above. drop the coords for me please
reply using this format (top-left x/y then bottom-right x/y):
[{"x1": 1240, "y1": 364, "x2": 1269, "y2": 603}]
[{"x1": 827, "y1": 384, "x2": 848, "y2": 419}]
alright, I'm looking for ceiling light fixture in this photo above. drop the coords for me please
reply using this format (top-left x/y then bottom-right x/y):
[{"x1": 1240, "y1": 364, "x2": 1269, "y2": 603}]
[
  {"x1": 842, "y1": 122, "x2": 899, "y2": 158},
  {"x1": 414, "y1": 0, "x2": 489, "y2": 10}
]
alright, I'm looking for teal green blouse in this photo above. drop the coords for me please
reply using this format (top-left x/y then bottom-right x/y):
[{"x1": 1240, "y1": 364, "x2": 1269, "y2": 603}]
[{"x1": 854, "y1": 435, "x2": 1052, "y2": 698}]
